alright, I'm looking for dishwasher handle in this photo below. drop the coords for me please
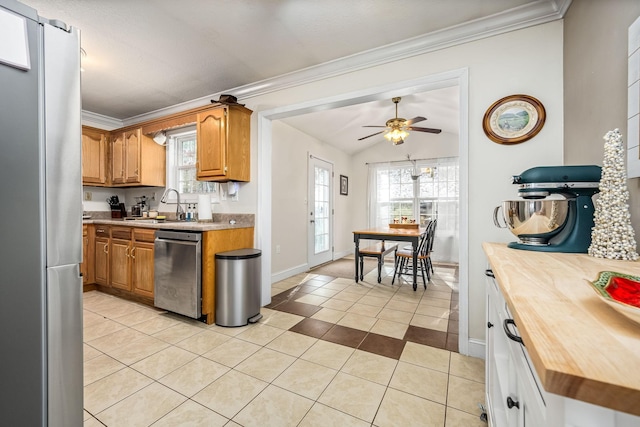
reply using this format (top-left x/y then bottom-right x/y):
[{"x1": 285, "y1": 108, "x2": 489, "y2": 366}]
[
  {"x1": 155, "y1": 237, "x2": 201, "y2": 246},
  {"x1": 155, "y1": 230, "x2": 202, "y2": 242}
]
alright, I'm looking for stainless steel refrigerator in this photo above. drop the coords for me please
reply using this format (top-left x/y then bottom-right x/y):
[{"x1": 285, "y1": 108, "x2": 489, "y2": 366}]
[{"x1": 0, "y1": 0, "x2": 83, "y2": 425}]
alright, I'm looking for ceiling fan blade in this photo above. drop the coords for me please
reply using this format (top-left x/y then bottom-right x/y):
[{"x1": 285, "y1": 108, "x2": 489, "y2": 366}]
[
  {"x1": 358, "y1": 130, "x2": 385, "y2": 141},
  {"x1": 362, "y1": 125, "x2": 388, "y2": 128},
  {"x1": 405, "y1": 116, "x2": 426, "y2": 126},
  {"x1": 407, "y1": 126, "x2": 442, "y2": 134}
]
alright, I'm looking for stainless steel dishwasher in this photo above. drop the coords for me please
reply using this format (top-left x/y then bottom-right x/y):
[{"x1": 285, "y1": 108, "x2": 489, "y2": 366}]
[{"x1": 154, "y1": 230, "x2": 202, "y2": 319}]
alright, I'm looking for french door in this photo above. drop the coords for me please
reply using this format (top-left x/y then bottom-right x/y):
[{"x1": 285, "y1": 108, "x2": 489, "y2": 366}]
[{"x1": 307, "y1": 155, "x2": 333, "y2": 268}]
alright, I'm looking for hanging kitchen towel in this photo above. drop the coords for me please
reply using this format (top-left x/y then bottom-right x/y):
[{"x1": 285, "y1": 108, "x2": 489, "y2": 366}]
[{"x1": 198, "y1": 194, "x2": 212, "y2": 220}]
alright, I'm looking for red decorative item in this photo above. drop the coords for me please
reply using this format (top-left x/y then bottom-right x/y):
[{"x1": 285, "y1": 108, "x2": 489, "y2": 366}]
[
  {"x1": 589, "y1": 271, "x2": 640, "y2": 324},
  {"x1": 605, "y1": 276, "x2": 640, "y2": 308}
]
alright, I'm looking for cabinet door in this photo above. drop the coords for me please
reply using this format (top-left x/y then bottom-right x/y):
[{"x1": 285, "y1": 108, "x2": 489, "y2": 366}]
[
  {"x1": 81, "y1": 233, "x2": 89, "y2": 284},
  {"x1": 132, "y1": 241, "x2": 154, "y2": 299},
  {"x1": 94, "y1": 237, "x2": 109, "y2": 286},
  {"x1": 196, "y1": 108, "x2": 227, "y2": 179},
  {"x1": 125, "y1": 129, "x2": 141, "y2": 184},
  {"x1": 110, "y1": 239, "x2": 131, "y2": 290},
  {"x1": 82, "y1": 127, "x2": 107, "y2": 185},
  {"x1": 111, "y1": 132, "x2": 126, "y2": 184}
]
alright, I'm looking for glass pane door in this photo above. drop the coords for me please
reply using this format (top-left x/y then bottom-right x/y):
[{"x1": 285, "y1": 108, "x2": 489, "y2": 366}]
[{"x1": 308, "y1": 155, "x2": 333, "y2": 267}]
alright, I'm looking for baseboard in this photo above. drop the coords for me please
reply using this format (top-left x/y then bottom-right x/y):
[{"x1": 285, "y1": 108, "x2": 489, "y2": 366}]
[
  {"x1": 271, "y1": 263, "x2": 309, "y2": 283},
  {"x1": 466, "y1": 338, "x2": 486, "y2": 359},
  {"x1": 333, "y1": 250, "x2": 352, "y2": 259}
]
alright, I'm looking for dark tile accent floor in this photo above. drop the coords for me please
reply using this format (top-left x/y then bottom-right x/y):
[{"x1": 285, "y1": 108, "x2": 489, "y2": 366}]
[
  {"x1": 270, "y1": 265, "x2": 460, "y2": 360},
  {"x1": 289, "y1": 318, "x2": 334, "y2": 338},
  {"x1": 358, "y1": 333, "x2": 406, "y2": 360},
  {"x1": 321, "y1": 325, "x2": 368, "y2": 348}
]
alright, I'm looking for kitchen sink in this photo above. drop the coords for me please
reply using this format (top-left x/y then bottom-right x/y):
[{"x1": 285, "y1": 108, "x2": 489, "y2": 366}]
[{"x1": 123, "y1": 218, "x2": 183, "y2": 224}]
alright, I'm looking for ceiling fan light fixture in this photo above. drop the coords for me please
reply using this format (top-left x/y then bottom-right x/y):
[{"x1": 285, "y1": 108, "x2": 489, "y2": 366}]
[{"x1": 385, "y1": 128, "x2": 408, "y2": 144}]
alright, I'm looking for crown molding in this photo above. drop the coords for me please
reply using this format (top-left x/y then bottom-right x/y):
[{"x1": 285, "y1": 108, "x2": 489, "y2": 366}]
[
  {"x1": 102, "y1": 0, "x2": 570, "y2": 127},
  {"x1": 81, "y1": 110, "x2": 123, "y2": 130}
]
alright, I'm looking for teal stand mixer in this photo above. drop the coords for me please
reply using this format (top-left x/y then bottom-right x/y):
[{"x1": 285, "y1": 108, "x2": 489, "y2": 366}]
[{"x1": 494, "y1": 165, "x2": 602, "y2": 253}]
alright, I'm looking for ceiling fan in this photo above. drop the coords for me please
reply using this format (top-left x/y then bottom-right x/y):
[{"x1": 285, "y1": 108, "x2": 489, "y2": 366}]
[{"x1": 358, "y1": 97, "x2": 441, "y2": 145}]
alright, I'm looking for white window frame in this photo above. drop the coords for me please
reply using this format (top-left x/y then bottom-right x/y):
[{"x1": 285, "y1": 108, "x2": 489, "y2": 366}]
[
  {"x1": 368, "y1": 156, "x2": 459, "y2": 263},
  {"x1": 164, "y1": 126, "x2": 219, "y2": 203}
]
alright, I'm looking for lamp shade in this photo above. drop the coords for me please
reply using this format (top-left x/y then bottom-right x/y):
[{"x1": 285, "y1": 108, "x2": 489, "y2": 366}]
[{"x1": 153, "y1": 131, "x2": 167, "y2": 145}]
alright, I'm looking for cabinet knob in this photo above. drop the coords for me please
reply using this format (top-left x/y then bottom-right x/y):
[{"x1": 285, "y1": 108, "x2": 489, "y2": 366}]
[
  {"x1": 507, "y1": 396, "x2": 520, "y2": 410},
  {"x1": 487, "y1": 322, "x2": 494, "y2": 328},
  {"x1": 484, "y1": 269, "x2": 494, "y2": 278}
]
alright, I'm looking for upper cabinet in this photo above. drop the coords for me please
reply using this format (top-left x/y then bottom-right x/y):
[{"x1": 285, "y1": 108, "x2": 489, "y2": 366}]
[
  {"x1": 81, "y1": 126, "x2": 109, "y2": 186},
  {"x1": 81, "y1": 102, "x2": 250, "y2": 188},
  {"x1": 110, "y1": 128, "x2": 165, "y2": 187},
  {"x1": 196, "y1": 105, "x2": 252, "y2": 182}
]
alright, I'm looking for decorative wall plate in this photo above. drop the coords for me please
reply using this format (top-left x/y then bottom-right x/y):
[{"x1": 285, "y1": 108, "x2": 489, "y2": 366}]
[
  {"x1": 483, "y1": 94, "x2": 546, "y2": 144},
  {"x1": 589, "y1": 271, "x2": 640, "y2": 324}
]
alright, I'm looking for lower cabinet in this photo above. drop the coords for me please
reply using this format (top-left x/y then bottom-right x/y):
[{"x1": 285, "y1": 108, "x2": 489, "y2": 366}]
[
  {"x1": 201, "y1": 227, "x2": 255, "y2": 325},
  {"x1": 485, "y1": 269, "x2": 544, "y2": 427},
  {"x1": 86, "y1": 225, "x2": 156, "y2": 302},
  {"x1": 131, "y1": 229, "x2": 155, "y2": 299},
  {"x1": 110, "y1": 227, "x2": 132, "y2": 291},
  {"x1": 485, "y1": 268, "x2": 640, "y2": 427},
  {"x1": 94, "y1": 227, "x2": 110, "y2": 286},
  {"x1": 81, "y1": 225, "x2": 95, "y2": 285}
]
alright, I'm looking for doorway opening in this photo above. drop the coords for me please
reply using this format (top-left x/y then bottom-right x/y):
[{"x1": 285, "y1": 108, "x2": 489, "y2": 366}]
[{"x1": 258, "y1": 68, "x2": 470, "y2": 353}]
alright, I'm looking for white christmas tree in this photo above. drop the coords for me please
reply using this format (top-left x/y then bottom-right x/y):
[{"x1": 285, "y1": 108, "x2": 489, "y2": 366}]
[{"x1": 588, "y1": 129, "x2": 639, "y2": 260}]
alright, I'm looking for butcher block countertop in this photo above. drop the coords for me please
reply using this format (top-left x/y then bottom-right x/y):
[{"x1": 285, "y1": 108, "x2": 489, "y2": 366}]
[{"x1": 483, "y1": 242, "x2": 640, "y2": 416}]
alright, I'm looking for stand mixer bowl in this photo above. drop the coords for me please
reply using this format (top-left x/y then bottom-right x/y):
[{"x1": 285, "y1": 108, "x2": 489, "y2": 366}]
[{"x1": 494, "y1": 199, "x2": 570, "y2": 245}]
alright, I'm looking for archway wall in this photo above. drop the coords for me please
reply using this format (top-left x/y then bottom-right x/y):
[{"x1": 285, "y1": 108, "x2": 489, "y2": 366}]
[{"x1": 248, "y1": 20, "x2": 564, "y2": 351}]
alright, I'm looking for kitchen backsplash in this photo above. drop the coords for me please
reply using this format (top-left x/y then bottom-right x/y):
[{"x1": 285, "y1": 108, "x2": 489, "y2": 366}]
[{"x1": 82, "y1": 185, "x2": 244, "y2": 216}]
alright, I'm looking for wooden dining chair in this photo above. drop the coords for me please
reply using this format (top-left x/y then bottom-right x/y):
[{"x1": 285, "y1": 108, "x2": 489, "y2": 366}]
[
  {"x1": 392, "y1": 220, "x2": 437, "y2": 288},
  {"x1": 358, "y1": 242, "x2": 398, "y2": 283}
]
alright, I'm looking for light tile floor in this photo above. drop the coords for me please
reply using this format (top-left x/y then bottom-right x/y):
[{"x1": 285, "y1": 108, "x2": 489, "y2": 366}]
[{"x1": 83, "y1": 264, "x2": 485, "y2": 426}]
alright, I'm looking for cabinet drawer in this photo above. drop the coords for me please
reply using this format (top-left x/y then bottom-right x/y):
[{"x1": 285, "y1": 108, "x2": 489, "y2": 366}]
[
  {"x1": 111, "y1": 227, "x2": 131, "y2": 240},
  {"x1": 95, "y1": 226, "x2": 110, "y2": 238},
  {"x1": 134, "y1": 228, "x2": 156, "y2": 243}
]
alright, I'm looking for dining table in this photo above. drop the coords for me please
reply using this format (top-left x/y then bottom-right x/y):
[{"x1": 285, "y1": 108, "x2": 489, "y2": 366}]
[{"x1": 352, "y1": 225, "x2": 428, "y2": 291}]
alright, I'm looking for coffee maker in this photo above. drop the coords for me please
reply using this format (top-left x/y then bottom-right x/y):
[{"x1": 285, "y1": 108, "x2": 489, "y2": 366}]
[
  {"x1": 494, "y1": 165, "x2": 601, "y2": 253},
  {"x1": 132, "y1": 196, "x2": 148, "y2": 217}
]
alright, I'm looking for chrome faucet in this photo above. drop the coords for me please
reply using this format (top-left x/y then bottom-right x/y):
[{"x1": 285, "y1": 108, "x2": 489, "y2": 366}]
[{"x1": 160, "y1": 188, "x2": 185, "y2": 221}]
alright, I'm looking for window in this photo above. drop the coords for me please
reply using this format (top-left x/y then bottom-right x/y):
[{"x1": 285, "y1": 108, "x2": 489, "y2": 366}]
[
  {"x1": 368, "y1": 157, "x2": 459, "y2": 263},
  {"x1": 165, "y1": 127, "x2": 218, "y2": 201}
]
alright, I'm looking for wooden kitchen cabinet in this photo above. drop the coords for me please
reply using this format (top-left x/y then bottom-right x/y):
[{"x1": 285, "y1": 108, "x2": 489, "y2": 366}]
[
  {"x1": 110, "y1": 227, "x2": 132, "y2": 291},
  {"x1": 201, "y1": 227, "x2": 255, "y2": 324},
  {"x1": 110, "y1": 127, "x2": 165, "y2": 187},
  {"x1": 110, "y1": 132, "x2": 125, "y2": 185},
  {"x1": 82, "y1": 126, "x2": 109, "y2": 186},
  {"x1": 196, "y1": 105, "x2": 252, "y2": 182},
  {"x1": 131, "y1": 229, "x2": 155, "y2": 299},
  {"x1": 94, "y1": 226, "x2": 110, "y2": 286},
  {"x1": 81, "y1": 224, "x2": 95, "y2": 286}
]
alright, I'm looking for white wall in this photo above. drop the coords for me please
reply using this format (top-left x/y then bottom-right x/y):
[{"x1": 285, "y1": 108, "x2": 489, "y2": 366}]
[
  {"x1": 246, "y1": 20, "x2": 564, "y2": 348},
  {"x1": 271, "y1": 121, "x2": 353, "y2": 277}
]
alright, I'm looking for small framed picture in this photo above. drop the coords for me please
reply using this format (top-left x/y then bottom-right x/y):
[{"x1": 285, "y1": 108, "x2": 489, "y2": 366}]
[
  {"x1": 339, "y1": 175, "x2": 348, "y2": 195},
  {"x1": 482, "y1": 94, "x2": 546, "y2": 144}
]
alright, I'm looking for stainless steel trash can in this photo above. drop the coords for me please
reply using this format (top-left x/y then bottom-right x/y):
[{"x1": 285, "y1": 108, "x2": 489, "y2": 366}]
[{"x1": 215, "y1": 248, "x2": 262, "y2": 327}]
